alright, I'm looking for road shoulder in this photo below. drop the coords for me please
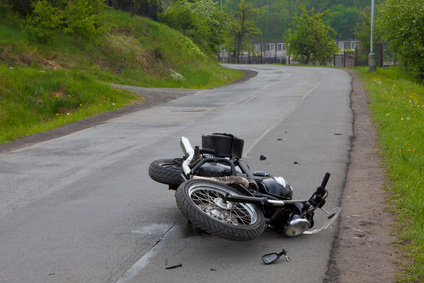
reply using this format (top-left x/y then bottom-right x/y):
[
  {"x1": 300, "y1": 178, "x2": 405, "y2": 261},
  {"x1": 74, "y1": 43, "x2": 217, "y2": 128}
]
[{"x1": 324, "y1": 69, "x2": 398, "y2": 282}]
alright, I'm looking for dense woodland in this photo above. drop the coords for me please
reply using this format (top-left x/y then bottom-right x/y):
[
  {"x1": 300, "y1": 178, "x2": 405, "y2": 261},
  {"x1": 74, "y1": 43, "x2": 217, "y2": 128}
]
[
  {"x1": 219, "y1": 0, "x2": 384, "y2": 41},
  {"x1": 9, "y1": 0, "x2": 383, "y2": 42},
  {"x1": 110, "y1": 0, "x2": 385, "y2": 42}
]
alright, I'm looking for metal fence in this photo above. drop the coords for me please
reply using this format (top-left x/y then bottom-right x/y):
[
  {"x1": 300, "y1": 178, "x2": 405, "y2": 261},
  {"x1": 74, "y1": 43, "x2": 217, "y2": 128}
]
[
  {"x1": 217, "y1": 54, "x2": 286, "y2": 65},
  {"x1": 218, "y1": 43, "x2": 397, "y2": 68},
  {"x1": 326, "y1": 43, "x2": 397, "y2": 67}
]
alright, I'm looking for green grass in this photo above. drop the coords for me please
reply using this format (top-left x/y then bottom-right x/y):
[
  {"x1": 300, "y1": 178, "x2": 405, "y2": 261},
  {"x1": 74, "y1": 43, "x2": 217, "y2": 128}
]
[
  {"x1": 0, "y1": 65, "x2": 142, "y2": 143},
  {"x1": 0, "y1": 10, "x2": 242, "y2": 144},
  {"x1": 356, "y1": 66, "x2": 424, "y2": 282}
]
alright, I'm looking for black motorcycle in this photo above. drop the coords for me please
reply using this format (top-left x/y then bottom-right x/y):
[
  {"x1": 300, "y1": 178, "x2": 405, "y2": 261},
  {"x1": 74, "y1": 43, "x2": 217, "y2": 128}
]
[{"x1": 149, "y1": 133, "x2": 340, "y2": 241}]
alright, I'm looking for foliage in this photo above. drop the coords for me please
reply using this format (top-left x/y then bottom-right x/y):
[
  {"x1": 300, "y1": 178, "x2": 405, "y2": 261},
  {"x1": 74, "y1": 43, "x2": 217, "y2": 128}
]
[
  {"x1": 3, "y1": 0, "x2": 68, "y2": 16},
  {"x1": 285, "y1": 5, "x2": 339, "y2": 65},
  {"x1": 22, "y1": 0, "x2": 63, "y2": 43},
  {"x1": 160, "y1": 0, "x2": 230, "y2": 54},
  {"x1": 227, "y1": 0, "x2": 261, "y2": 59},
  {"x1": 7, "y1": 0, "x2": 376, "y2": 43},
  {"x1": 22, "y1": 0, "x2": 111, "y2": 44},
  {"x1": 353, "y1": 6, "x2": 372, "y2": 62},
  {"x1": 62, "y1": 0, "x2": 111, "y2": 43},
  {"x1": 106, "y1": 0, "x2": 161, "y2": 20},
  {"x1": 4, "y1": 0, "x2": 160, "y2": 20},
  {"x1": 255, "y1": 2, "x2": 290, "y2": 42},
  {"x1": 327, "y1": 4, "x2": 358, "y2": 39},
  {"x1": 209, "y1": 0, "x2": 373, "y2": 42},
  {"x1": 378, "y1": 0, "x2": 424, "y2": 80},
  {"x1": 0, "y1": 1, "x2": 14, "y2": 18},
  {"x1": 2, "y1": 0, "x2": 32, "y2": 16},
  {"x1": 357, "y1": 66, "x2": 424, "y2": 281}
]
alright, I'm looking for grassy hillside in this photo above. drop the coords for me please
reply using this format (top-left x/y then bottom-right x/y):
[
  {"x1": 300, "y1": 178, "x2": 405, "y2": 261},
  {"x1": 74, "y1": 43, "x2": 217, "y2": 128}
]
[{"x1": 0, "y1": 10, "x2": 242, "y2": 144}]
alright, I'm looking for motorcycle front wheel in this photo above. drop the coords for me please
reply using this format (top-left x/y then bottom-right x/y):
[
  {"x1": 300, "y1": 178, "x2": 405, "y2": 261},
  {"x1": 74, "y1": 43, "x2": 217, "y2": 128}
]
[{"x1": 175, "y1": 179, "x2": 266, "y2": 241}]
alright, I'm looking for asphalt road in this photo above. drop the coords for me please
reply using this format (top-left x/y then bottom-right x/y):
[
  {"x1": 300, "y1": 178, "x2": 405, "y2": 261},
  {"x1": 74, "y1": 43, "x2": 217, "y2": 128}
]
[{"x1": 0, "y1": 65, "x2": 352, "y2": 283}]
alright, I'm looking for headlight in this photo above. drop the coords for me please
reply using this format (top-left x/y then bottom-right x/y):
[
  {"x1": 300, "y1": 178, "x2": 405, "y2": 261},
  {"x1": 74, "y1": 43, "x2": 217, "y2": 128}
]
[{"x1": 284, "y1": 215, "x2": 310, "y2": 237}]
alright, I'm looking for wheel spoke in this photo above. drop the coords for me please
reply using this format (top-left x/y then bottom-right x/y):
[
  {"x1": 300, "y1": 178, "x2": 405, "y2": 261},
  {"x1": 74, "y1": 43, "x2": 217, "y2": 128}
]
[
  {"x1": 189, "y1": 186, "x2": 256, "y2": 226},
  {"x1": 229, "y1": 205, "x2": 249, "y2": 225}
]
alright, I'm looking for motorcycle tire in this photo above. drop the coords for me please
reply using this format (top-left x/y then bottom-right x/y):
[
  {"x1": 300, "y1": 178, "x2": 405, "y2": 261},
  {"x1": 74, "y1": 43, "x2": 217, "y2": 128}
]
[
  {"x1": 175, "y1": 179, "x2": 266, "y2": 241},
  {"x1": 148, "y1": 158, "x2": 184, "y2": 187}
]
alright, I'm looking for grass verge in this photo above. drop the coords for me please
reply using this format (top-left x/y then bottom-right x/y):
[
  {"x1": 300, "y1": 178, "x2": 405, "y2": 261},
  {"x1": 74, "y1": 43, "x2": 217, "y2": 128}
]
[
  {"x1": 0, "y1": 65, "x2": 142, "y2": 144},
  {"x1": 356, "y1": 66, "x2": 424, "y2": 282}
]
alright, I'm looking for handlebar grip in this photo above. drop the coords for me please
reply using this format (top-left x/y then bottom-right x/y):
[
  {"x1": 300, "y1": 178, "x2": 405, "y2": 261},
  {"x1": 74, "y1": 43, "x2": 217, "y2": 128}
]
[{"x1": 320, "y1": 172, "x2": 331, "y2": 188}]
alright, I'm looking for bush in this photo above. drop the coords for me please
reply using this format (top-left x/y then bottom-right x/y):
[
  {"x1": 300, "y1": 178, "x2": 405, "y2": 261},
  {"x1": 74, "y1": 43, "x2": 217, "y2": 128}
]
[
  {"x1": 62, "y1": 0, "x2": 110, "y2": 43},
  {"x1": 378, "y1": 0, "x2": 424, "y2": 80},
  {"x1": 23, "y1": 0, "x2": 110, "y2": 44},
  {"x1": 23, "y1": 0, "x2": 63, "y2": 43},
  {"x1": 160, "y1": 0, "x2": 229, "y2": 54}
]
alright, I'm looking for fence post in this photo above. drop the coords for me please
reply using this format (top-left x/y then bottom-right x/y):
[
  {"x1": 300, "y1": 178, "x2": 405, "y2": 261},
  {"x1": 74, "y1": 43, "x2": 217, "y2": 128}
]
[
  {"x1": 355, "y1": 46, "x2": 358, "y2": 67},
  {"x1": 380, "y1": 43, "x2": 384, "y2": 67},
  {"x1": 344, "y1": 50, "x2": 346, "y2": 67}
]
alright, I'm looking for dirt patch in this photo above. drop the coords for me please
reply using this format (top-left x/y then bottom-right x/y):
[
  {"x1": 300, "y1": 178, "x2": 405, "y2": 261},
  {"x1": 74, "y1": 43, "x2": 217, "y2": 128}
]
[{"x1": 324, "y1": 69, "x2": 398, "y2": 282}]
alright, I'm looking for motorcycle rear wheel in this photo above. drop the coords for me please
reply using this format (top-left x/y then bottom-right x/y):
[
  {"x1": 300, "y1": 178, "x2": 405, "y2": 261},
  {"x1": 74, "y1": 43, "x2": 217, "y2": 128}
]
[
  {"x1": 148, "y1": 158, "x2": 184, "y2": 187},
  {"x1": 175, "y1": 179, "x2": 266, "y2": 241}
]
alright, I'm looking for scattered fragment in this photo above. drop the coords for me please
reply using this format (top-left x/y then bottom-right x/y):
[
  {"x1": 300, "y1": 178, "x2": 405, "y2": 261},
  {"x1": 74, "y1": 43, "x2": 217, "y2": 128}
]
[{"x1": 166, "y1": 263, "x2": 182, "y2": 270}]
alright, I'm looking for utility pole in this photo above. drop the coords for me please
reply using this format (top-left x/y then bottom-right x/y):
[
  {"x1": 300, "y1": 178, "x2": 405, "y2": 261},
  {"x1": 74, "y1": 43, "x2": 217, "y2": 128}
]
[{"x1": 369, "y1": 0, "x2": 376, "y2": 72}]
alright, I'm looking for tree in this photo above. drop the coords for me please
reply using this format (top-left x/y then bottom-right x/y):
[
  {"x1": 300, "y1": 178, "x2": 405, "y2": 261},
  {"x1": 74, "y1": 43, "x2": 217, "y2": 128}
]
[
  {"x1": 228, "y1": 0, "x2": 261, "y2": 59},
  {"x1": 378, "y1": 0, "x2": 424, "y2": 79},
  {"x1": 160, "y1": 0, "x2": 230, "y2": 54},
  {"x1": 354, "y1": 6, "x2": 380, "y2": 63},
  {"x1": 106, "y1": 0, "x2": 161, "y2": 20},
  {"x1": 328, "y1": 4, "x2": 358, "y2": 39},
  {"x1": 285, "y1": 4, "x2": 338, "y2": 65}
]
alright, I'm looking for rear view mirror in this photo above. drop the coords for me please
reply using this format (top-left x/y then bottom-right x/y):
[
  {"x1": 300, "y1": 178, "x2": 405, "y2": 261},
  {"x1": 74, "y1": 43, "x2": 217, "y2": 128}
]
[{"x1": 262, "y1": 249, "x2": 290, "y2": 264}]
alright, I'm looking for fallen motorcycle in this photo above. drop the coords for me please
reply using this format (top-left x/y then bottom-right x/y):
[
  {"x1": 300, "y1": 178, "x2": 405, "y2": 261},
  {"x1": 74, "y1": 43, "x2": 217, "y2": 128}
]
[{"x1": 149, "y1": 133, "x2": 341, "y2": 241}]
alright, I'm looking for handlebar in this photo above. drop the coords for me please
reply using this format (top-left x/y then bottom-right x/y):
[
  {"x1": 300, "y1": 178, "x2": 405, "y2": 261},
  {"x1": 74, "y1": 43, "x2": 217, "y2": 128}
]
[
  {"x1": 308, "y1": 172, "x2": 331, "y2": 208},
  {"x1": 223, "y1": 172, "x2": 332, "y2": 209},
  {"x1": 321, "y1": 172, "x2": 331, "y2": 187},
  {"x1": 224, "y1": 193, "x2": 306, "y2": 207}
]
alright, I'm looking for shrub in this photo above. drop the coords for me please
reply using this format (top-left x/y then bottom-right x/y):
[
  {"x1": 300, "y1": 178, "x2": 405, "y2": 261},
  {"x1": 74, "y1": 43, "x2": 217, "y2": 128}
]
[
  {"x1": 160, "y1": 0, "x2": 229, "y2": 54},
  {"x1": 62, "y1": 0, "x2": 111, "y2": 43},
  {"x1": 379, "y1": 0, "x2": 424, "y2": 80},
  {"x1": 23, "y1": 0, "x2": 110, "y2": 44},
  {"x1": 23, "y1": 0, "x2": 63, "y2": 43}
]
